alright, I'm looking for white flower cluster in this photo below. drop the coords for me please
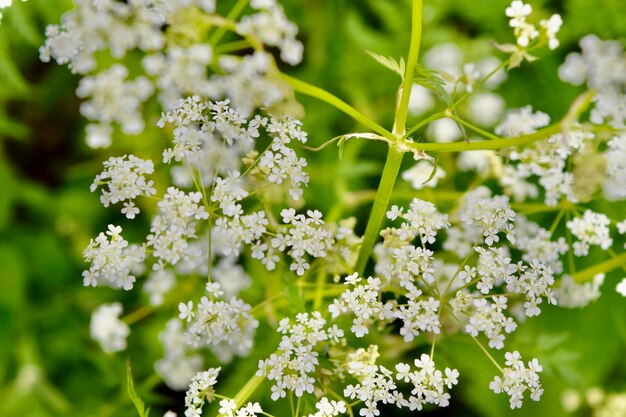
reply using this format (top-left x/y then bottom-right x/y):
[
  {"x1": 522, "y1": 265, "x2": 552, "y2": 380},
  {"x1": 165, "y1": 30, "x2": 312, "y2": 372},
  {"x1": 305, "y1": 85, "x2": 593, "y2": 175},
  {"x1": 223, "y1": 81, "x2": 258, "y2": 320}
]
[
  {"x1": 260, "y1": 116, "x2": 310, "y2": 199},
  {"x1": 396, "y1": 289, "x2": 441, "y2": 342},
  {"x1": 462, "y1": 296, "x2": 517, "y2": 349},
  {"x1": 91, "y1": 154, "x2": 156, "y2": 218},
  {"x1": 495, "y1": 105, "x2": 550, "y2": 138},
  {"x1": 89, "y1": 302, "x2": 130, "y2": 353},
  {"x1": 380, "y1": 244, "x2": 436, "y2": 289},
  {"x1": 559, "y1": 35, "x2": 626, "y2": 129},
  {"x1": 507, "y1": 259, "x2": 557, "y2": 316},
  {"x1": 554, "y1": 274, "x2": 604, "y2": 308},
  {"x1": 386, "y1": 198, "x2": 450, "y2": 244},
  {"x1": 343, "y1": 345, "x2": 401, "y2": 417},
  {"x1": 305, "y1": 398, "x2": 347, "y2": 417},
  {"x1": 215, "y1": 211, "x2": 269, "y2": 258},
  {"x1": 82, "y1": 225, "x2": 145, "y2": 290},
  {"x1": 271, "y1": 209, "x2": 333, "y2": 275},
  {"x1": 143, "y1": 44, "x2": 214, "y2": 109},
  {"x1": 257, "y1": 312, "x2": 343, "y2": 400},
  {"x1": 77, "y1": 64, "x2": 153, "y2": 147},
  {"x1": 155, "y1": 319, "x2": 203, "y2": 391},
  {"x1": 458, "y1": 187, "x2": 516, "y2": 246},
  {"x1": 178, "y1": 282, "x2": 258, "y2": 359},
  {"x1": 504, "y1": 128, "x2": 599, "y2": 205},
  {"x1": 395, "y1": 353, "x2": 459, "y2": 410},
  {"x1": 39, "y1": 0, "x2": 183, "y2": 74},
  {"x1": 41, "y1": 0, "x2": 303, "y2": 149},
  {"x1": 329, "y1": 273, "x2": 395, "y2": 338},
  {"x1": 217, "y1": 399, "x2": 264, "y2": 417},
  {"x1": 505, "y1": 1, "x2": 561, "y2": 49},
  {"x1": 566, "y1": 209, "x2": 613, "y2": 255},
  {"x1": 238, "y1": 0, "x2": 303, "y2": 65},
  {"x1": 213, "y1": 52, "x2": 299, "y2": 115},
  {"x1": 604, "y1": 135, "x2": 626, "y2": 200},
  {"x1": 557, "y1": 35, "x2": 626, "y2": 202},
  {"x1": 184, "y1": 367, "x2": 220, "y2": 417},
  {"x1": 514, "y1": 216, "x2": 568, "y2": 273},
  {"x1": 159, "y1": 97, "x2": 310, "y2": 201},
  {"x1": 148, "y1": 187, "x2": 209, "y2": 267},
  {"x1": 489, "y1": 351, "x2": 543, "y2": 409}
]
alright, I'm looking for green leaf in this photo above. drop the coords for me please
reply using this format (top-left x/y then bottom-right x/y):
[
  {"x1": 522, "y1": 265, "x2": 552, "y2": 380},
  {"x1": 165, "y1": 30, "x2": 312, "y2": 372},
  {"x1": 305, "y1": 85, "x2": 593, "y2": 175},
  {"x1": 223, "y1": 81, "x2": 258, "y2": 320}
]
[
  {"x1": 414, "y1": 65, "x2": 452, "y2": 105},
  {"x1": 365, "y1": 49, "x2": 404, "y2": 78},
  {"x1": 126, "y1": 360, "x2": 150, "y2": 417},
  {"x1": 421, "y1": 157, "x2": 440, "y2": 186}
]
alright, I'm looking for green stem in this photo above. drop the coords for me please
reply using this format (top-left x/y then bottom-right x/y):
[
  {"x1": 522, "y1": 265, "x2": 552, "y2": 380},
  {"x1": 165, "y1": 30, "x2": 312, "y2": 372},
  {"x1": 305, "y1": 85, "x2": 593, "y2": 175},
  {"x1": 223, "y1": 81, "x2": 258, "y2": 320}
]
[
  {"x1": 280, "y1": 74, "x2": 394, "y2": 141},
  {"x1": 209, "y1": 0, "x2": 249, "y2": 46},
  {"x1": 215, "y1": 39, "x2": 252, "y2": 54},
  {"x1": 402, "y1": 111, "x2": 445, "y2": 140},
  {"x1": 395, "y1": 0, "x2": 424, "y2": 136},
  {"x1": 353, "y1": 0, "x2": 423, "y2": 275},
  {"x1": 354, "y1": 147, "x2": 404, "y2": 275},
  {"x1": 404, "y1": 122, "x2": 562, "y2": 152},
  {"x1": 232, "y1": 374, "x2": 264, "y2": 408},
  {"x1": 447, "y1": 114, "x2": 501, "y2": 141},
  {"x1": 448, "y1": 59, "x2": 509, "y2": 112},
  {"x1": 572, "y1": 252, "x2": 626, "y2": 283}
]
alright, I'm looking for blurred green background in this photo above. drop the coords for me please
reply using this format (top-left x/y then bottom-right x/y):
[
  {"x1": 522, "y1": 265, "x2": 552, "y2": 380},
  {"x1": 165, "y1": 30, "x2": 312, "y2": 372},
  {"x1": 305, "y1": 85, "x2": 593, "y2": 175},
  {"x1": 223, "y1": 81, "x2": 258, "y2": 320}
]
[{"x1": 0, "y1": 0, "x2": 625, "y2": 416}]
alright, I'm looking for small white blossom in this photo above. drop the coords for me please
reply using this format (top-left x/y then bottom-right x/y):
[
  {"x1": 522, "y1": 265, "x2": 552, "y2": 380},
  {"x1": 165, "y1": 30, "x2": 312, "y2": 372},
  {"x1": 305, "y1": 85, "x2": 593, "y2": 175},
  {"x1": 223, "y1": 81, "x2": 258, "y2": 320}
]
[
  {"x1": 489, "y1": 351, "x2": 543, "y2": 409},
  {"x1": 566, "y1": 210, "x2": 613, "y2": 251},
  {"x1": 83, "y1": 224, "x2": 145, "y2": 290},
  {"x1": 394, "y1": 354, "x2": 459, "y2": 409},
  {"x1": 184, "y1": 368, "x2": 221, "y2": 417},
  {"x1": 258, "y1": 312, "x2": 339, "y2": 400},
  {"x1": 90, "y1": 302, "x2": 130, "y2": 353},
  {"x1": 91, "y1": 155, "x2": 156, "y2": 218}
]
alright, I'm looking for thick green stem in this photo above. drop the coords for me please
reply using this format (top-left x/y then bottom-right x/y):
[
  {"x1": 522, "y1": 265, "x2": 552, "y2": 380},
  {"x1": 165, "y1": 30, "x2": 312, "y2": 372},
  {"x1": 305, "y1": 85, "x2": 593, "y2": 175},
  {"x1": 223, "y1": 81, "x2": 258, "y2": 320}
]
[
  {"x1": 233, "y1": 374, "x2": 264, "y2": 408},
  {"x1": 354, "y1": 0, "x2": 423, "y2": 275},
  {"x1": 354, "y1": 147, "x2": 404, "y2": 275},
  {"x1": 572, "y1": 252, "x2": 626, "y2": 283}
]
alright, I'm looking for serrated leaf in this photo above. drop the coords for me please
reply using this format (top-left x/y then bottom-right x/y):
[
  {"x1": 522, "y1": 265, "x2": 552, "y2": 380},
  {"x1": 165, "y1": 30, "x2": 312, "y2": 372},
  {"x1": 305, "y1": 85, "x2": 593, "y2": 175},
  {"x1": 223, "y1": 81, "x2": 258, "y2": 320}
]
[{"x1": 365, "y1": 49, "x2": 404, "y2": 78}]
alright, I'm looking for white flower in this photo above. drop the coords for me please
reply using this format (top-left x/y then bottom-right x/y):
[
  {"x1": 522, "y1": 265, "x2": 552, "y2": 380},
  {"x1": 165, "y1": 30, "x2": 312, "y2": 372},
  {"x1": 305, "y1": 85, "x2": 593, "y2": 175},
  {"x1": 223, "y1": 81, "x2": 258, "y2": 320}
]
[
  {"x1": 495, "y1": 106, "x2": 550, "y2": 137},
  {"x1": 540, "y1": 14, "x2": 563, "y2": 50},
  {"x1": 91, "y1": 155, "x2": 156, "y2": 218},
  {"x1": 490, "y1": 352, "x2": 543, "y2": 409},
  {"x1": 180, "y1": 282, "x2": 258, "y2": 358},
  {"x1": 184, "y1": 368, "x2": 221, "y2": 417},
  {"x1": 83, "y1": 224, "x2": 145, "y2": 290},
  {"x1": 178, "y1": 301, "x2": 194, "y2": 322},
  {"x1": 505, "y1": 1, "x2": 532, "y2": 24},
  {"x1": 566, "y1": 210, "x2": 613, "y2": 251},
  {"x1": 90, "y1": 302, "x2": 130, "y2": 353}
]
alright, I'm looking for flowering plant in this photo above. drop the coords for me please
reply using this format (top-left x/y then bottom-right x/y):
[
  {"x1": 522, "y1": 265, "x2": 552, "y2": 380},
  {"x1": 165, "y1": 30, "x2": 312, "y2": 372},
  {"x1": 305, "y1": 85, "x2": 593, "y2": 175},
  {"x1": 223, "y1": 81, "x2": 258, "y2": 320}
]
[{"x1": 1, "y1": 0, "x2": 626, "y2": 416}]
